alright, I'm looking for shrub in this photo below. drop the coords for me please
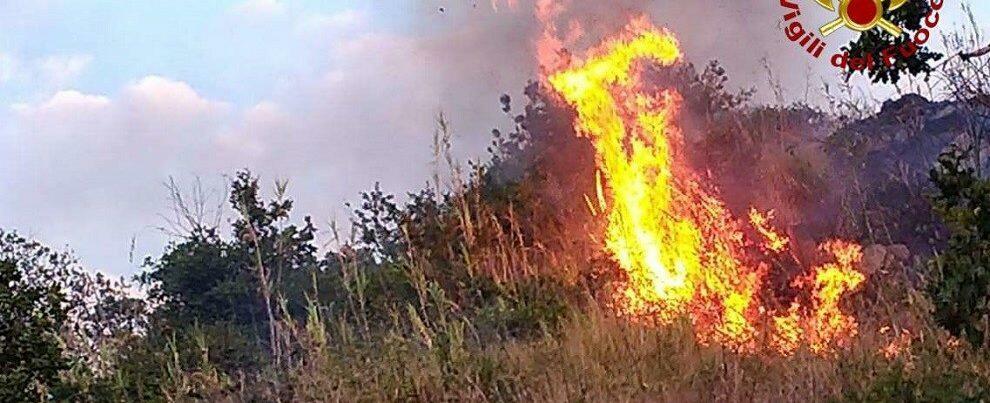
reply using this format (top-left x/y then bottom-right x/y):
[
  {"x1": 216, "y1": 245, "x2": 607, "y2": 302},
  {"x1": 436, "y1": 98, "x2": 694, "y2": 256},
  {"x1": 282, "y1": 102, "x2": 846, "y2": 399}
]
[
  {"x1": 928, "y1": 147, "x2": 990, "y2": 347},
  {"x1": 0, "y1": 260, "x2": 71, "y2": 401}
]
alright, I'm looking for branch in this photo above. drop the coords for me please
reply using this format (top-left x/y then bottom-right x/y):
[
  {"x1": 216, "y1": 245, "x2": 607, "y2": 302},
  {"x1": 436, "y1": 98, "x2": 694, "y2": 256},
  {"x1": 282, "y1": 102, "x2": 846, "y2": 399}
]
[{"x1": 961, "y1": 43, "x2": 990, "y2": 61}]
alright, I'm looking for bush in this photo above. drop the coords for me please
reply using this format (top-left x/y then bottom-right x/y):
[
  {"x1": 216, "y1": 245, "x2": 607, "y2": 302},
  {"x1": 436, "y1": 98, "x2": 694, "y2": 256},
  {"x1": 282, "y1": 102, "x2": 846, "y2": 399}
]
[
  {"x1": 0, "y1": 259, "x2": 71, "y2": 401},
  {"x1": 928, "y1": 147, "x2": 990, "y2": 347}
]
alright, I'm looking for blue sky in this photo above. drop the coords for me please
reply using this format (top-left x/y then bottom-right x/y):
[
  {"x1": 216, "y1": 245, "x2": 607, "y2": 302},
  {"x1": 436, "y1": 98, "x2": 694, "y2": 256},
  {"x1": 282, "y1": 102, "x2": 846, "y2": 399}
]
[
  {"x1": 1, "y1": 1, "x2": 390, "y2": 105},
  {"x1": 1, "y1": 0, "x2": 987, "y2": 276},
  {"x1": 3, "y1": 0, "x2": 985, "y2": 108}
]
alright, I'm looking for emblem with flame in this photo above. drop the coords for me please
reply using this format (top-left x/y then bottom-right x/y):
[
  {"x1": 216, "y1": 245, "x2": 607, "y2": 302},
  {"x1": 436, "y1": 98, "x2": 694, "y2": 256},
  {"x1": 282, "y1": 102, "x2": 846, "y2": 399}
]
[{"x1": 815, "y1": 0, "x2": 908, "y2": 36}]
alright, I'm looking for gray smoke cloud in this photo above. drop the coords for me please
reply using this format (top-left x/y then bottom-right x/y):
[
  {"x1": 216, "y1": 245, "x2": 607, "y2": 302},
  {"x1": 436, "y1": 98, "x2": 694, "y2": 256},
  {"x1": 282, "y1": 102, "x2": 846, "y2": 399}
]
[{"x1": 0, "y1": 0, "x2": 957, "y2": 275}]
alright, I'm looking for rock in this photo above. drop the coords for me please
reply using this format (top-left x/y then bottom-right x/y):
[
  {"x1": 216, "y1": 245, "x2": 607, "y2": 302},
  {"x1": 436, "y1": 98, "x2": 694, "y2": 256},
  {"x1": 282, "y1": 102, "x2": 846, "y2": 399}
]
[
  {"x1": 887, "y1": 244, "x2": 911, "y2": 262},
  {"x1": 863, "y1": 245, "x2": 888, "y2": 275},
  {"x1": 860, "y1": 244, "x2": 912, "y2": 276}
]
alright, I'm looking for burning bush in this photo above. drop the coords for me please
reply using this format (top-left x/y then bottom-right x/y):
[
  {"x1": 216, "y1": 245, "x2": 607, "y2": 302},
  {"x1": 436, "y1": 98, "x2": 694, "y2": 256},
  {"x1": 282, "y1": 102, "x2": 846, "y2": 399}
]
[{"x1": 4, "y1": 10, "x2": 990, "y2": 400}]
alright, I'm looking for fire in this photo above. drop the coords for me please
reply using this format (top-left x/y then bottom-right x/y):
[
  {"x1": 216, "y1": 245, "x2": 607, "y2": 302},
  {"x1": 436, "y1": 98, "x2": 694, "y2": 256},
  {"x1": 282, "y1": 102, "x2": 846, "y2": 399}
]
[
  {"x1": 802, "y1": 241, "x2": 866, "y2": 354},
  {"x1": 749, "y1": 208, "x2": 790, "y2": 253},
  {"x1": 879, "y1": 327, "x2": 914, "y2": 360},
  {"x1": 546, "y1": 19, "x2": 866, "y2": 355}
]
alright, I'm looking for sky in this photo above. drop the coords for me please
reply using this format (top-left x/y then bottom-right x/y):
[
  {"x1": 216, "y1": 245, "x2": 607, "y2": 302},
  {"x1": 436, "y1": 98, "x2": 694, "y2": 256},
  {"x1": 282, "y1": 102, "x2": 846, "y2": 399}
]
[{"x1": 1, "y1": 0, "x2": 988, "y2": 276}]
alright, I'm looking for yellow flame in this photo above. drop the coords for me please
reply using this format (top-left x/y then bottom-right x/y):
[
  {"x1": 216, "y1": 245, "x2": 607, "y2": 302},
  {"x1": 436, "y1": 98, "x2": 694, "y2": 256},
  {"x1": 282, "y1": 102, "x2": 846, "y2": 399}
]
[
  {"x1": 749, "y1": 208, "x2": 790, "y2": 253},
  {"x1": 546, "y1": 19, "x2": 866, "y2": 355},
  {"x1": 804, "y1": 241, "x2": 866, "y2": 354},
  {"x1": 771, "y1": 304, "x2": 803, "y2": 356}
]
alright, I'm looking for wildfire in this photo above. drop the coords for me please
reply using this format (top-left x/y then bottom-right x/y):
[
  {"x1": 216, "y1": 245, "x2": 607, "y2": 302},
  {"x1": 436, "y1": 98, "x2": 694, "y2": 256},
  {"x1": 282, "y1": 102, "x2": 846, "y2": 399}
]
[
  {"x1": 879, "y1": 326, "x2": 914, "y2": 361},
  {"x1": 749, "y1": 208, "x2": 790, "y2": 253},
  {"x1": 546, "y1": 19, "x2": 866, "y2": 355}
]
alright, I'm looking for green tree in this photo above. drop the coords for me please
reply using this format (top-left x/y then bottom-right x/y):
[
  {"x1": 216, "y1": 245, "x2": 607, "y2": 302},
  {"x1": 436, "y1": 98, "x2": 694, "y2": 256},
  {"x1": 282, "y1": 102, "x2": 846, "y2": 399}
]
[
  {"x1": 0, "y1": 230, "x2": 148, "y2": 400},
  {"x1": 841, "y1": 0, "x2": 943, "y2": 84},
  {"x1": 140, "y1": 170, "x2": 330, "y2": 372},
  {"x1": 928, "y1": 147, "x2": 990, "y2": 347},
  {"x1": 0, "y1": 259, "x2": 70, "y2": 401}
]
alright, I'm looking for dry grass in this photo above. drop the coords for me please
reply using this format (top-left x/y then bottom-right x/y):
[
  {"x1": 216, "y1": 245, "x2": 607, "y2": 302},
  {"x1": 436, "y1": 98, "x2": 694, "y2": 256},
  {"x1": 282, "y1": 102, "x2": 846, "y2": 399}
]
[
  {"x1": 102, "y1": 107, "x2": 990, "y2": 402},
  {"x1": 139, "y1": 160, "x2": 990, "y2": 403},
  {"x1": 272, "y1": 291, "x2": 989, "y2": 402}
]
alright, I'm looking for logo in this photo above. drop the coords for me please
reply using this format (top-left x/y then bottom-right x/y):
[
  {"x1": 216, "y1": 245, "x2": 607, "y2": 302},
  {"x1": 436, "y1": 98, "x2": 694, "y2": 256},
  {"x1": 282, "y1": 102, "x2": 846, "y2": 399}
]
[
  {"x1": 815, "y1": 0, "x2": 907, "y2": 36},
  {"x1": 779, "y1": 0, "x2": 945, "y2": 72}
]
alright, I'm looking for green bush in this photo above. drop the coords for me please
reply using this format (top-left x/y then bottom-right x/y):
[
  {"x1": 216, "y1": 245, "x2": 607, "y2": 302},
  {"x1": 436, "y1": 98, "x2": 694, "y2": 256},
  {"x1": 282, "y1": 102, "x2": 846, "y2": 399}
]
[
  {"x1": 0, "y1": 260, "x2": 71, "y2": 401},
  {"x1": 928, "y1": 147, "x2": 990, "y2": 347}
]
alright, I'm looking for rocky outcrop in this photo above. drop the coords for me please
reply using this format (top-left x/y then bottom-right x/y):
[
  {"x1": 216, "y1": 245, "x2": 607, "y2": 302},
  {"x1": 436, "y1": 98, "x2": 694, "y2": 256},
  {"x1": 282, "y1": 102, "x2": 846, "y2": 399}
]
[
  {"x1": 822, "y1": 95, "x2": 981, "y2": 253},
  {"x1": 862, "y1": 244, "x2": 912, "y2": 276}
]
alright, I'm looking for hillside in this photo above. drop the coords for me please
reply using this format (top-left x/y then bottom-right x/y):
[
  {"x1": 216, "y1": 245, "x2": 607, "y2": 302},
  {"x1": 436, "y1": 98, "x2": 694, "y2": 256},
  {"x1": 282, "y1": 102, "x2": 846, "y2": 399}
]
[{"x1": 3, "y1": 66, "x2": 990, "y2": 402}]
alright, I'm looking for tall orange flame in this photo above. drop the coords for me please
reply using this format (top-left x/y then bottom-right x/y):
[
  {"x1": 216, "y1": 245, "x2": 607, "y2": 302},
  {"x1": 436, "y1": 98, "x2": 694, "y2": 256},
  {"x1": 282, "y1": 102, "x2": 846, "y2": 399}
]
[{"x1": 546, "y1": 19, "x2": 865, "y2": 355}]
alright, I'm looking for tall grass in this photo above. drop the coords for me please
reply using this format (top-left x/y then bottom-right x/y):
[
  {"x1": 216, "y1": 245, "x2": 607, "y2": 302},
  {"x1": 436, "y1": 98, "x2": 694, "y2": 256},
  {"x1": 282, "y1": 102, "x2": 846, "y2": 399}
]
[
  {"x1": 128, "y1": 124, "x2": 989, "y2": 402},
  {"x1": 63, "y1": 67, "x2": 990, "y2": 400}
]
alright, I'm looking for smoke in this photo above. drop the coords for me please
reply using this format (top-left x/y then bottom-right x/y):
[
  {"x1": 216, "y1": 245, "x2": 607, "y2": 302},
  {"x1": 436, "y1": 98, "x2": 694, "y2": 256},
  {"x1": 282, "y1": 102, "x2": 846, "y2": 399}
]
[
  {"x1": 0, "y1": 0, "x2": 911, "y2": 275},
  {"x1": 416, "y1": 0, "x2": 844, "y2": 115},
  {"x1": 406, "y1": 0, "x2": 863, "y2": 252}
]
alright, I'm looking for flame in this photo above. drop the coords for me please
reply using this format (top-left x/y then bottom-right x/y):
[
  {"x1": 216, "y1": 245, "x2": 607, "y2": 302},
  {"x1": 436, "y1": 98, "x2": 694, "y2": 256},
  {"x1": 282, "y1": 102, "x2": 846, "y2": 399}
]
[
  {"x1": 546, "y1": 19, "x2": 866, "y2": 355},
  {"x1": 770, "y1": 304, "x2": 803, "y2": 356},
  {"x1": 749, "y1": 208, "x2": 790, "y2": 253},
  {"x1": 879, "y1": 327, "x2": 914, "y2": 360},
  {"x1": 535, "y1": 0, "x2": 582, "y2": 74},
  {"x1": 809, "y1": 242, "x2": 865, "y2": 352}
]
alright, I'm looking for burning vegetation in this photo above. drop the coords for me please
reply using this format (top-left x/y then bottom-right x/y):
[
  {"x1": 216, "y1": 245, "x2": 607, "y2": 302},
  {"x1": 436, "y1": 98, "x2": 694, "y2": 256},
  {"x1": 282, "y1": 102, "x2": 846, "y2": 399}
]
[
  {"x1": 4, "y1": 3, "x2": 990, "y2": 402},
  {"x1": 544, "y1": 20, "x2": 866, "y2": 355}
]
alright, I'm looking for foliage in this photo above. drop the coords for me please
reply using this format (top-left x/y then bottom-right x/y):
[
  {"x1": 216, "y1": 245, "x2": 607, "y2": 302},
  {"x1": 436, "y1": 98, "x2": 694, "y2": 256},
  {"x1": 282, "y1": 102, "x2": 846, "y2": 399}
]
[
  {"x1": 0, "y1": 230, "x2": 147, "y2": 400},
  {"x1": 928, "y1": 147, "x2": 990, "y2": 347},
  {"x1": 841, "y1": 0, "x2": 943, "y2": 84},
  {"x1": 6, "y1": 58, "x2": 990, "y2": 401},
  {"x1": 138, "y1": 170, "x2": 335, "y2": 376},
  {"x1": 851, "y1": 362, "x2": 990, "y2": 402},
  {"x1": 0, "y1": 260, "x2": 71, "y2": 401}
]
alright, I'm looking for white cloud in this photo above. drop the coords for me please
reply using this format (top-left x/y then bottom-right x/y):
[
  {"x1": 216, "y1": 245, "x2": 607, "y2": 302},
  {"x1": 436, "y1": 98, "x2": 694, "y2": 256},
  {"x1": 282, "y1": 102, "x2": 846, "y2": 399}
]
[
  {"x1": 230, "y1": 0, "x2": 286, "y2": 19},
  {"x1": 0, "y1": 52, "x2": 19, "y2": 83},
  {"x1": 216, "y1": 101, "x2": 288, "y2": 158},
  {"x1": 0, "y1": 52, "x2": 92, "y2": 90},
  {"x1": 120, "y1": 76, "x2": 229, "y2": 128},
  {"x1": 10, "y1": 91, "x2": 113, "y2": 145},
  {"x1": 12, "y1": 90, "x2": 110, "y2": 124},
  {"x1": 37, "y1": 54, "x2": 92, "y2": 89},
  {"x1": 1, "y1": 77, "x2": 233, "y2": 274},
  {"x1": 295, "y1": 9, "x2": 366, "y2": 36}
]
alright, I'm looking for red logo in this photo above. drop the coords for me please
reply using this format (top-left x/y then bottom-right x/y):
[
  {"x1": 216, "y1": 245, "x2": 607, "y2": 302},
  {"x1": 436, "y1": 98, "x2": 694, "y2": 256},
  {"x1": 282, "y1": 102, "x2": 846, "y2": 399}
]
[
  {"x1": 817, "y1": 0, "x2": 908, "y2": 37},
  {"x1": 780, "y1": 0, "x2": 945, "y2": 72}
]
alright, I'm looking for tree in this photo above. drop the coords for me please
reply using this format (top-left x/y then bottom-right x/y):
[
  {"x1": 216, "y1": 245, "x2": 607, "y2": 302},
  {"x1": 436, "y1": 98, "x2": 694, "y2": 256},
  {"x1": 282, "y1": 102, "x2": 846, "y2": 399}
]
[
  {"x1": 841, "y1": 0, "x2": 943, "y2": 84},
  {"x1": 0, "y1": 259, "x2": 70, "y2": 401},
  {"x1": 140, "y1": 170, "x2": 328, "y2": 371},
  {"x1": 937, "y1": 6, "x2": 990, "y2": 175},
  {"x1": 0, "y1": 230, "x2": 148, "y2": 399},
  {"x1": 928, "y1": 147, "x2": 990, "y2": 347}
]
